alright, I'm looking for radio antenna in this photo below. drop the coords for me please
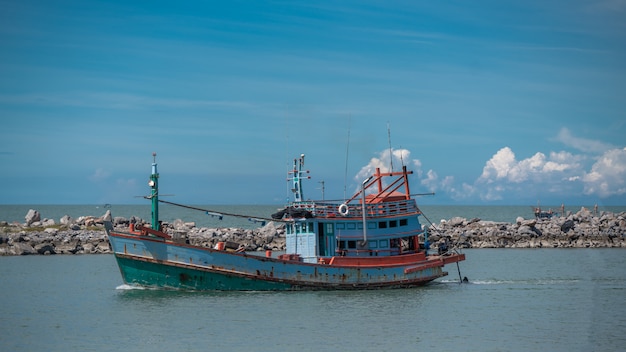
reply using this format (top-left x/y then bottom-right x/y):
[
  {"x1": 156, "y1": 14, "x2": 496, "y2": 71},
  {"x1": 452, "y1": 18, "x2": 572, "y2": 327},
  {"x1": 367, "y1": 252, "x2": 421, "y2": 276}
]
[
  {"x1": 387, "y1": 121, "x2": 394, "y2": 172},
  {"x1": 343, "y1": 115, "x2": 351, "y2": 200}
]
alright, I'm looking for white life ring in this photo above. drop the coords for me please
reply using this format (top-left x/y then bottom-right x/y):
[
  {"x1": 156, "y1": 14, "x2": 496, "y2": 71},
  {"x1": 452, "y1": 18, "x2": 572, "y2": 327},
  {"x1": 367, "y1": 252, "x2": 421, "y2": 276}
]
[{"x1": 338, "y1": 203, "x2": 349, "y2": 216}]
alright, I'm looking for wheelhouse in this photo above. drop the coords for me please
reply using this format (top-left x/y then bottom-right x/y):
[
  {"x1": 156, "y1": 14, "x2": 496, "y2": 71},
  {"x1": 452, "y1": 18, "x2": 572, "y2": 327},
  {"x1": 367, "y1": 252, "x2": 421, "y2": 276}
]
[{"x1": 279, "y1": 155, "x2": 428, "y2": 264}]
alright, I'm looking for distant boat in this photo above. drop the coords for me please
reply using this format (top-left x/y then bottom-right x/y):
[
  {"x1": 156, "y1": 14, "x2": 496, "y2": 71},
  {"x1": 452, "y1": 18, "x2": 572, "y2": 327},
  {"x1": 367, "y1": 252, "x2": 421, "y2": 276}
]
[
  {"x1": 533, "y1": 206, "x2": 559, "y2": 219},
  {"x1": 105, "y1": 153, "x2": 466, "y2": 290}
]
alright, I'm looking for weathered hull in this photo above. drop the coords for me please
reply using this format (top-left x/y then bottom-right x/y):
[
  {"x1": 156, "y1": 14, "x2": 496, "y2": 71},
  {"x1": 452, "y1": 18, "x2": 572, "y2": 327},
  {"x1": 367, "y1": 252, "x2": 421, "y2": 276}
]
[{"x1": 107, "y1": 229, "x2": 462, "y2": 291}]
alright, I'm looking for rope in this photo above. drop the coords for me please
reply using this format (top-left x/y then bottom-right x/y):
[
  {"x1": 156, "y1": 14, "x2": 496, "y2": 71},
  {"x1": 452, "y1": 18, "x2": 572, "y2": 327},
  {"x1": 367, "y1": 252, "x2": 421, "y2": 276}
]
[
  {"x1": 419, "y1": 207, "x2": 466, "y2": 283},
  {"x1": 156, "y1": 199, "x2": 288, "y2": 223}
]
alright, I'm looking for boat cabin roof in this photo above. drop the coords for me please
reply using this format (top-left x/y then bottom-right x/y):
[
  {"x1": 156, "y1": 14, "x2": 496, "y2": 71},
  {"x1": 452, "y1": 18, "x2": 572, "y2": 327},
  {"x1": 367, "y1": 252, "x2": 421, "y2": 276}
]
[{"x1": 365, "y1": 191, "x2": 407, "y2": 204}]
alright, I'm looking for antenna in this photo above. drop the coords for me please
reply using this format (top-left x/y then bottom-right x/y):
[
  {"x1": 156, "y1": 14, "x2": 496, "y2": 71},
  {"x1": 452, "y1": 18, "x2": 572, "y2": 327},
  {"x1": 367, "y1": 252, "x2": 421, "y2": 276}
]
[
  {"x1": 343, "y1": 114, "x2": 351, "y2": 200},
  {"x1": 284, "y1": 105, "x2": 291, "y2": 203},
  {"x1": 387, "y1": 121, "x2": 393, "y2": 172},
  {"x1": 318, "y1": 180, "x2": 325, "y2": 200}
]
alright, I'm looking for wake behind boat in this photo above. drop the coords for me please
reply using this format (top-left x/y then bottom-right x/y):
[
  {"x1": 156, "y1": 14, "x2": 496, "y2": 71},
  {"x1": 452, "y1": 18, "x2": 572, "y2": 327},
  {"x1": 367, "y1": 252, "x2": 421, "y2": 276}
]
[{"x1": 105, "y1": 153, "x2": 466, "y2": 290}]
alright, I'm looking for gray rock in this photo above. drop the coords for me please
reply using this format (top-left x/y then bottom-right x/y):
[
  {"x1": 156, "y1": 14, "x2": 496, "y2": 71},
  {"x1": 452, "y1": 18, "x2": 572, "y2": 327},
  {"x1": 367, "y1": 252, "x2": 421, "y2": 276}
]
[
  {"x1": 12, "y1": 242, "x2": 36, "y2": 255},
  {"x1": 25, "y1": 209, "x2": 41, "y2": 226},
  {"x1": 35, "y1": 243, "x2": 56, "y2": 255},
  {"x1": 44, "y1": 228, "x2": 58, "y2": 235},
  {"x1": 561, "y1": 220, "x2": 575, "y2": 233},
  {"x1": 42, "y1": 219, "x2": 56, "y2": 227},
  {"x1": 60, "y1": 215, "x2": 73, "y2": 225},
  {"x1": 447, "y1": 217, "x2": 465, "y2": 227}
]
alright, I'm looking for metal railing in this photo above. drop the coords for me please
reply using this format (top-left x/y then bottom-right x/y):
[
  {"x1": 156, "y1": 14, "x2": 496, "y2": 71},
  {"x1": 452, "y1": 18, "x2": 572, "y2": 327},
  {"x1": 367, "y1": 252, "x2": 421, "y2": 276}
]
[{"x1": 290, "y1": 199, "x2": 420, "y2": 219}]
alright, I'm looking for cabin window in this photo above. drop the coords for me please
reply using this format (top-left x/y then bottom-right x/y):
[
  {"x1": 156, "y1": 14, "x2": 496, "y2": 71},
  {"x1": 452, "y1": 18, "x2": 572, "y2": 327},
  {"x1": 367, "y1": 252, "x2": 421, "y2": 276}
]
[
  {"x1": 369, "y1": 241, "x2": 378, "y2": 249},
  {"x1": 404, "y1": 236, "x2": 416, "y2": 251},
  {"x1": 338, "y1": 241, "x2": 346, "y2": 249},
  {"x1": 326, "y1": 223, "x2": 334, "y2": 233},
  {"x1": 389, "y1": 220, "x2": 397, "y2": 228},
  {"x1": 347, "y1": 223, "x2": 356, "y2": 230},
  {"x1": 357, "y1": 223, "x2": 363, "y2": 229},
  {"x1": 378, "y1": 221, "x2": 387, "y2": 229},
  {"x1": 348, "y1": 240, "x2": 357, "y2": 249},
  {"x1": 379, "y1": 240, "x2": 389, "y2": 248},
  {"x1": 336, "y1": 223, "x2": 345, "y2": 230},
  {"x1": 400, "y1": 219, "x2": 408, "y2": 226},
  {"x1": 368, "y1": 222, "x2": 376, "y2": 229}
]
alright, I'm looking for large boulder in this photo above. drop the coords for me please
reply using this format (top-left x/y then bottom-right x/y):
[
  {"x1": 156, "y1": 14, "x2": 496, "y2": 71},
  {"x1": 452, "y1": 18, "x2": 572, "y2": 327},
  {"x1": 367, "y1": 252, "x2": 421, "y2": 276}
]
[
  {"x1": 12, "y1": 242, "x2": 37, "y2": 255},
  {"x1": 25, "y1": 209, "x2": 41, "y2": 226},
  {"x1": 60, "y1": 215, "x2": 73, "y2": 226},
  {"x1": 42, "y1": 219, "x2": 56, "y2": 227}
]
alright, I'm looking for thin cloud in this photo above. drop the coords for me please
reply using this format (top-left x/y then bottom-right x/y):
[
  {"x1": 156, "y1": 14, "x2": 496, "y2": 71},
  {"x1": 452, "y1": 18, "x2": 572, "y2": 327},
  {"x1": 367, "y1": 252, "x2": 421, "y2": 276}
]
[
  {"x1": 555, "y1": 127, "x2": 615, "y2": 153},
  {"x1": 89, "y1": 168, "x2": 111, "y2": 182}
]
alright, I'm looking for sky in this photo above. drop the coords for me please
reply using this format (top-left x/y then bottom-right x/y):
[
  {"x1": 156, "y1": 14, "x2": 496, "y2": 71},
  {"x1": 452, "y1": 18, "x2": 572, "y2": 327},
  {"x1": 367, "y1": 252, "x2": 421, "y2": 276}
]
[{"x1": 1, "y1": 0, "x2": 625, "y2": 206}]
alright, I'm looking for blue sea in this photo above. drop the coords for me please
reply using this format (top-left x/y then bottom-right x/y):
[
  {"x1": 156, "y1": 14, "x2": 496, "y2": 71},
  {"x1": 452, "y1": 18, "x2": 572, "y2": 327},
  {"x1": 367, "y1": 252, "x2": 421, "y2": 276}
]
[
  {"x1": 1, "y1": 249, "x2": 625, "y2": 351},
  {"x1": 1, "y1": 205, "x2": 626, "y2": 351}
]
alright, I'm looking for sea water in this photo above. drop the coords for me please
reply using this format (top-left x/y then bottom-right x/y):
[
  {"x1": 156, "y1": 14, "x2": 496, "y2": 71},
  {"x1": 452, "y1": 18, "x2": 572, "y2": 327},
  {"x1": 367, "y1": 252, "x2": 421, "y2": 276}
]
[{"x1": 1, "y1": 249, "x2": 625, "y2": 351}]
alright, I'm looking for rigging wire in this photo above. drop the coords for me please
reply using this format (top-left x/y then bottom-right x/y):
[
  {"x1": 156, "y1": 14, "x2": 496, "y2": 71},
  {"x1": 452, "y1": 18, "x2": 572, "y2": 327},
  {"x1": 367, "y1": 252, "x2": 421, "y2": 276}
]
[
  {"x1": 156, "y1": 199, "x2": 288, "y2": 223},
  {"x1": 419, "y1": 207, "x2": 466, "y2": 283}
]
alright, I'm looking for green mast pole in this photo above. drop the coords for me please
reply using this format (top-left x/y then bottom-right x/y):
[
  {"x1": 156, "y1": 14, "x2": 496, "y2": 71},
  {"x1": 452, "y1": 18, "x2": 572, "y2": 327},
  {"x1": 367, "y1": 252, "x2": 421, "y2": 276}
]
[{"x1": 149, "y1": 152, "x2": 159, "y2": 231}]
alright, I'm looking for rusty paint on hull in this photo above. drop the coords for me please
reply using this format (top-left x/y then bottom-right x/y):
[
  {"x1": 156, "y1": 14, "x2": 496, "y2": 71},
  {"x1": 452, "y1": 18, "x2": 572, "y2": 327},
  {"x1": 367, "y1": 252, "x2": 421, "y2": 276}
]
[{"x1": 108, "y1": 229, "x2": 457, "y2": 291}]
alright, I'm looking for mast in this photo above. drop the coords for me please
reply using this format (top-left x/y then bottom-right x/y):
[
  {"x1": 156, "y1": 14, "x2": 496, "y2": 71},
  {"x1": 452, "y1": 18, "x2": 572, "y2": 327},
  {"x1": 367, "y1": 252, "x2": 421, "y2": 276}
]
[
  {"x1": 288, "y1": 154, "x2": 309, "y2": 202},
  {"x1": 149, "y1": 152, "x2": 159, "y2": 230}
]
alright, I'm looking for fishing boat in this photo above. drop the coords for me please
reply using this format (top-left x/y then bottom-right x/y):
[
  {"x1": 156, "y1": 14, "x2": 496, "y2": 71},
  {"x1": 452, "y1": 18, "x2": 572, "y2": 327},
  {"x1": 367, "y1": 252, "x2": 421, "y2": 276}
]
[{"x1": 105, "y1": 153, "x2": 466, "y2": 290}]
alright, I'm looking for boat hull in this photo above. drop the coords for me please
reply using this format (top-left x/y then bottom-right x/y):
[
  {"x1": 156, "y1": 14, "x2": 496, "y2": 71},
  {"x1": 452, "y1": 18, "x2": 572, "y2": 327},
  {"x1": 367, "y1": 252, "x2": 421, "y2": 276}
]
[{"x1": 107, "y1": 227, "x2": 463, "y2": 291}]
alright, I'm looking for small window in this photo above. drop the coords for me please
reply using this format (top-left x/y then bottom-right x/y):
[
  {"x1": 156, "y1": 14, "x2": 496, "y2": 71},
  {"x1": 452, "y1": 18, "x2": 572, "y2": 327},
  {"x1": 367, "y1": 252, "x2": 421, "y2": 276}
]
[
  {"x1": 338, "y1": 241, "x2": 346, "y2": 249},
  {"x1": 379, "y1": 240, "x2": 389, "y2": 248},
  {"x1": 336, "y1": 223, "x2": 345, "y2": 230},
  {"x1": 369, "y1": 241, "x2": 378, "y2": 249},
  {"x1": 368, "y1": 222, "x2": 377, "y2": 229},
  {"x1": 378, "y1": 221, "x2": 387, "y2": 229},
  {"x1": 389, "y1": 220, "x2": 397, "y2": 228},
  {"x1": 347, "y1": 223, "x2": 356, "y2": 230},
  {"x1": 348, "y1": 241, "x2": 357, "y2": 249},
  {"x1": 400, "y1": 219, "x2": 408, "y2": 226}
]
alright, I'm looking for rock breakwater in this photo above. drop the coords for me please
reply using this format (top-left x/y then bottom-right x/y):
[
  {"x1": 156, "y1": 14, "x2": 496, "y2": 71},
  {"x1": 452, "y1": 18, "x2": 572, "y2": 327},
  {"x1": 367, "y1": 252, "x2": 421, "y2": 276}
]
[
  {"x1": 1, "y1": 207, "x2": 624, "y2": 256},
  {"x1": 428, "y1": 208, "x2": 626, "y2": 249},
  {"x1": 0, "y1": 209, "x2": 286, "y2": 256}
]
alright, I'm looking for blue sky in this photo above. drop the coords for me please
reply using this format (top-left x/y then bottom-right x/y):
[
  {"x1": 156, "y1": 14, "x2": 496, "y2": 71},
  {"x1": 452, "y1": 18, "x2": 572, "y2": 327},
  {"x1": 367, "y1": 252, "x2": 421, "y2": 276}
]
[{"x1": 1, "y1": 0, "x2": 625, "y2": 206}]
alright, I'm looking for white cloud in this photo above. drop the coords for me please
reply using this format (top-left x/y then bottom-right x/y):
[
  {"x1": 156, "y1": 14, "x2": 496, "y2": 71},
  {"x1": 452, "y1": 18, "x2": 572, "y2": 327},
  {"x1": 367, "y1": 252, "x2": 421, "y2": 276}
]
[
  {"x1": 479, "y1": 147, "x2": 582, "y2": 184},
  {"x1": 582, "y1": 147, "x2": 626, "y2": 197},
  {"x1": 358, "y1": 138, "x2": 625, "y2": 203},
  {"x1": 478, "y1": 147, "x2": 516, "y2": 182},
  {"x1": 476, "y1": 146, "x2": 586, "y2": 201},
  {"x1": 420, "y1": 169, "x2": 439, "y2": 191},
  {"x1": 355, "y1": 148, "x2": 418, "y2": 181}
]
